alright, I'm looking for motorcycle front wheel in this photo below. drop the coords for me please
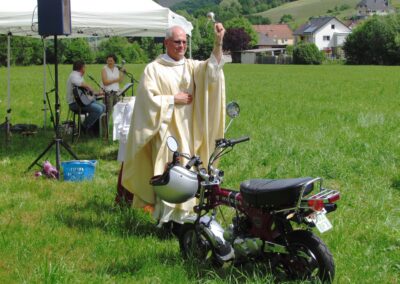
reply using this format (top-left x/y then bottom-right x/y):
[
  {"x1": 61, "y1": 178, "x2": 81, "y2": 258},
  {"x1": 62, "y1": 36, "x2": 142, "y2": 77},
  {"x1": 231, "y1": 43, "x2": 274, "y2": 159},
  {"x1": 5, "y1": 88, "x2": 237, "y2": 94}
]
[
  {"x1": 273, "y1": 230, "x2": 335, "y2": 283},
  {"x1": 179, "y1": 223, "x2": 214, "y2": 264}
]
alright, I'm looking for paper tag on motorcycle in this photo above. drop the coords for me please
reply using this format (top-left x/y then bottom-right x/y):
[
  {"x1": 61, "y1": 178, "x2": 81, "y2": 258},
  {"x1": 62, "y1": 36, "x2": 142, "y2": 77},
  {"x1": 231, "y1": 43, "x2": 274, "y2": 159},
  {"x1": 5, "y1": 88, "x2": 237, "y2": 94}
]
[{"x1": 306, "y1": 210, "x2": 333, "y2": 233}]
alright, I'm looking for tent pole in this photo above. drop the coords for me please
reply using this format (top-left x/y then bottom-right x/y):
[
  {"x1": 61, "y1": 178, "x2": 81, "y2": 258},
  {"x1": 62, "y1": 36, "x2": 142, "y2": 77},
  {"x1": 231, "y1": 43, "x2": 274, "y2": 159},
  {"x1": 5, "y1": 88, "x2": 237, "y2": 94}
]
[
  {"x1": 6, "y1": 32, "x2": 12, "y2": 142},
  {"x1": 43, "y1": 38, "x2": 47, "y2": 130}
]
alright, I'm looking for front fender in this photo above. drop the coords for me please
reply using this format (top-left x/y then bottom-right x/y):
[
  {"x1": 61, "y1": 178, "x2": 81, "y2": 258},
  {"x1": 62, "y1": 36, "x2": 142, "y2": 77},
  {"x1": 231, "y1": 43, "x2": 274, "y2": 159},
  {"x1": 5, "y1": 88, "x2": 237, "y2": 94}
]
[{"x1": 182, "y1": 215, "x2": 235, "y2": 262}]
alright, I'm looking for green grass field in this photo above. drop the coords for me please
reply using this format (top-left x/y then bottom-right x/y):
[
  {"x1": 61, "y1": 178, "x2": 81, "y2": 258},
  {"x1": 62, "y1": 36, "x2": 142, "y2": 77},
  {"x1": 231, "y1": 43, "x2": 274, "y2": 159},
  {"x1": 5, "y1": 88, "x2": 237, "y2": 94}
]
[{"x1": 0, "y1": 63, "x2": 399, "y2": 283}]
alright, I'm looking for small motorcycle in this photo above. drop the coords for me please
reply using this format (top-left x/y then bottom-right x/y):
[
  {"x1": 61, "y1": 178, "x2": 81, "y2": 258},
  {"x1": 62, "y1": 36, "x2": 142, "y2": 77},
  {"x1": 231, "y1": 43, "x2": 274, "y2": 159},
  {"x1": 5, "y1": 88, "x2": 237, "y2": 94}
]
[{"x1": 151, "y1": 102, "x2": 340, "y2": 283}]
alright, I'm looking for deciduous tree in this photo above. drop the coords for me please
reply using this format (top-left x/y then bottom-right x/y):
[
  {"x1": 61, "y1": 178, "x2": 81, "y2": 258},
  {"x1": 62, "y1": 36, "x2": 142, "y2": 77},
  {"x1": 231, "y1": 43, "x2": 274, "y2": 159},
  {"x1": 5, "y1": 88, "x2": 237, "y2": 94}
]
[
  {"x1": 225, "y1": 17, "x2": 257, "y2": 47},
  {"x1": 343, "y1": 15, "x2": 400, "y2": 65}
]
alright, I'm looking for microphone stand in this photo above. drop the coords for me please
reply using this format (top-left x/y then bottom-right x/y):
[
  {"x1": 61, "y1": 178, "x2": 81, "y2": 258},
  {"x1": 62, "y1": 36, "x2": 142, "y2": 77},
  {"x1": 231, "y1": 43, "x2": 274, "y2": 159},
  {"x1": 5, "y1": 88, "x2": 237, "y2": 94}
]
[
  {"x1": 117, "y1": 63, "x2": 137, "y2": 98},
  {"x1": 123, "y1": 71, "x2": 138, "y2": 97},
  {"x1": 87, "y1": 75, "x2": 109, "y2": 140},
  {"x1": 45, "y1": 88, "x2": 56, "y2": 130}
]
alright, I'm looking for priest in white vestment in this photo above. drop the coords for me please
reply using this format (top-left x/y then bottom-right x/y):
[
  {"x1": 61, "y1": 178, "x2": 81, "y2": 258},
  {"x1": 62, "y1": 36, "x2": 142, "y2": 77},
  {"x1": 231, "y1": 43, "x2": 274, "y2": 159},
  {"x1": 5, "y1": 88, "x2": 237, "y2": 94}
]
[{"x1": 122, "y1": 23, "x2": 226, "y2": 226}]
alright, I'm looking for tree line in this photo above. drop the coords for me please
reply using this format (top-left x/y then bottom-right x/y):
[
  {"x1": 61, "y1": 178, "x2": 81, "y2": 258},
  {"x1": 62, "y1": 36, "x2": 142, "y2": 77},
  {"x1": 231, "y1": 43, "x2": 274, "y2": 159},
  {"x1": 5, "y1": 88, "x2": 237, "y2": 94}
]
[
  {"x1": 1, "y1": 11, "x2": 400, "y2": 66},
  {"x1": 0, "y1": 36, "x2": 160, "y2": 67},
  {"x1": 0, "y1": 0, "x2": 292, "y2": 66},
  {"x1": 0, "y1": 13, "x2": 259, "y2": 66}
]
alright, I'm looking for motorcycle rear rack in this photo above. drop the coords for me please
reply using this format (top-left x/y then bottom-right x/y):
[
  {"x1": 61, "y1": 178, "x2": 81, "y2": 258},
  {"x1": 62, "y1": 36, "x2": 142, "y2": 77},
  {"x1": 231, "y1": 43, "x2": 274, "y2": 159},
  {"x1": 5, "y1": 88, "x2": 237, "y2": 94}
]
[
  {"x1": 272, "y1": 178, "x2": 339, "y2": 214},
  {"x1": 305, "y1": 188, "x2": 340, "y2": 202}
]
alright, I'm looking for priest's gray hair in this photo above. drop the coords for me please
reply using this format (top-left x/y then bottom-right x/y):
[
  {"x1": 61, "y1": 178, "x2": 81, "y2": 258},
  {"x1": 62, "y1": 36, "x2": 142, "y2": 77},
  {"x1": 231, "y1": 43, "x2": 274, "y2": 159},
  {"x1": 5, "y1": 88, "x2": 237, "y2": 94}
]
[{"x1": 165, "y1": 26, "x2": 186, "y2": 39}]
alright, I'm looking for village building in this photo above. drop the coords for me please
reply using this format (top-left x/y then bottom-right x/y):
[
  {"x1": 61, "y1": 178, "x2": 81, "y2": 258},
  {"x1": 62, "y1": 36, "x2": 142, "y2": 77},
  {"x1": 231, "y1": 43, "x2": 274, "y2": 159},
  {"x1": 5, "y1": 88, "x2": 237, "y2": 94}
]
[
  {"x1": 293, "y1": 16, "x2": 351, "y2": 57},
  {"x1": 356, "y1": 0, "x2": 394, "y2": 18}
]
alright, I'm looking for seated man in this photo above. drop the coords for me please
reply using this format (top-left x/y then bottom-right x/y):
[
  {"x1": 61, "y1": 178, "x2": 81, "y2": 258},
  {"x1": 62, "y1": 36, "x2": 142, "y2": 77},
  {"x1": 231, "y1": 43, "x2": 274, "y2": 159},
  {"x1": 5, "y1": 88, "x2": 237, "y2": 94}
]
[{"x1": 66, "y1": 60, "x2": 106, "y2": 135}]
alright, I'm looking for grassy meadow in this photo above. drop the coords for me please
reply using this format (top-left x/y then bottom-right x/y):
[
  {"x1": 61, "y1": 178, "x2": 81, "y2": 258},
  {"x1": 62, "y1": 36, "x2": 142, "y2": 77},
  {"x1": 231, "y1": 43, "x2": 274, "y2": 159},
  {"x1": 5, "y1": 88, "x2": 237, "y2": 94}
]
[{"x1": 0, "y1": 63, "x2": 399, "y2": 283}]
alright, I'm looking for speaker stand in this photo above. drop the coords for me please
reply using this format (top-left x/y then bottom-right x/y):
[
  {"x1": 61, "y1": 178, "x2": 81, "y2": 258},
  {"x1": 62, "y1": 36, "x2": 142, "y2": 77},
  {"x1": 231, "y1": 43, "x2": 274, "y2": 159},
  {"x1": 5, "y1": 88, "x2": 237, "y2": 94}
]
[{"x1": 27, "y1": 35, "x2": 78, "y2": 178}]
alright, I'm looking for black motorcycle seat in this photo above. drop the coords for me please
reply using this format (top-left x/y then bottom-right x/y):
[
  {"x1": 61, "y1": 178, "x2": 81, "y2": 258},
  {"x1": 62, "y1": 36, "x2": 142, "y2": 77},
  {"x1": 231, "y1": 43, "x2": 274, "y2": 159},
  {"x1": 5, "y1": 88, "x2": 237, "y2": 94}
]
[{"x1": 240, "y1": 177, "x2": 314, "y2": 208}]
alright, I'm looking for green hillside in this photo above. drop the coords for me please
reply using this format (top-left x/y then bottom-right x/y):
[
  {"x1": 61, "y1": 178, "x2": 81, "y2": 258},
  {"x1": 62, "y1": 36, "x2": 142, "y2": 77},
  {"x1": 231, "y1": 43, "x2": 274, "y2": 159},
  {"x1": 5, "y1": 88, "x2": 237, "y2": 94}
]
[
  {"x1": 257, "y1": 0, "x2": 400, "y2": 28},
  {"x1": 258, "y1": 0, "x2": 358, "y2": 26},
  {"x1": 156, "y1": 0, "x2": 185, "y2": 8},
  {"x1": 163, "y1": 0, "x2": 400, "y2": 29},
  {"x1": 391, "y1": 0, "x2": 400, "y2": 9}
]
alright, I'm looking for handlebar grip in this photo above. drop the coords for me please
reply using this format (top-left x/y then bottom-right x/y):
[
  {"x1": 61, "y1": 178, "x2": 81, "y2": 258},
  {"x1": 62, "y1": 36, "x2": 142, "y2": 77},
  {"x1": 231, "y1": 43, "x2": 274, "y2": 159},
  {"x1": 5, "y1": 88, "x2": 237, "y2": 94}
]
[
  {"x1": 185, "y1": 158, "x2": 196, "y2": 169},
  {"x1": 185, "y1": 155, "x2": 202, "y2": 169},
  {"x1": 229, "y1": 136, "x2": 250, "y2": 146}
]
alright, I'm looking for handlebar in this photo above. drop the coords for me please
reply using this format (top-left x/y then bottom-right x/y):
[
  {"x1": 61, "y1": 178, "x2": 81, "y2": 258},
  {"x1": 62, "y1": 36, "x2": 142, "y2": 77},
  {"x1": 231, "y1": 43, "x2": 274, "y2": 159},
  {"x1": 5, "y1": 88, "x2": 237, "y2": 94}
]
[
  {"x1": 185, "y1": 155, "x2": 201, "y2": 169},
  {"x1": 169, "y1": 136, "x2": 250, "y2": 174},
  {"x1": 209, "y1": 136, "x2": 250, "y2": 171},
  {"x1": 216, "y1": 136, "x2": 250, "y2": 148},
  {"x1": 228, "y1": 136, "x2": 250, "y2": 146}
]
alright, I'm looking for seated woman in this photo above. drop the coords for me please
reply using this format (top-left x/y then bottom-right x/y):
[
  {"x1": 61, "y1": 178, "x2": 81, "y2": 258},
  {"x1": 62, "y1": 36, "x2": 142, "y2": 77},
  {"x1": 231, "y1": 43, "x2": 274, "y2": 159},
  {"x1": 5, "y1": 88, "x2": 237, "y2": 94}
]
[{"x1": 101, "y1": 54, "x2": 125, "y2": 111}]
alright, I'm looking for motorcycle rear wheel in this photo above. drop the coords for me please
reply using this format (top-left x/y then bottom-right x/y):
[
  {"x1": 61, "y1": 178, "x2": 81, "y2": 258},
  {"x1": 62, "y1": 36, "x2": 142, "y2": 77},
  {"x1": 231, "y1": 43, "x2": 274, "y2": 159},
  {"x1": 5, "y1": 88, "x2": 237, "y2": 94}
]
[
  {"x1": 179, "y1": 223, "x2": 214, "y2": 264},
  {"x1": 273, "y1": 230, "x2": 335, "y2": 283}
]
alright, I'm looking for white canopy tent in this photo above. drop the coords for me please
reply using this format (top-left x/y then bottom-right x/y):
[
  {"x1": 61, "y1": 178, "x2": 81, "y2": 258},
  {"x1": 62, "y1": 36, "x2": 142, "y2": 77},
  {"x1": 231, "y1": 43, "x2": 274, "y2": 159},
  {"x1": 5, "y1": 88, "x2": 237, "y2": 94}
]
[
  {"x1": 0, "y1": 0, "x2": 193, "y2": 131},
  {"x1": 0, "y1": 0, "x2": 193, "y2": 37}
]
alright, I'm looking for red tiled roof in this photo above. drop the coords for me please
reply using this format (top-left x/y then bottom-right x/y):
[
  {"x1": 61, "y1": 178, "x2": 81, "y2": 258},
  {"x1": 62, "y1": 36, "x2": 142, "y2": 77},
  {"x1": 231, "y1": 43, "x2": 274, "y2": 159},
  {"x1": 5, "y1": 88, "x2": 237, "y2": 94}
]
[{"x1": 253, "y1": 24, "x2": 293, "y2": 39}]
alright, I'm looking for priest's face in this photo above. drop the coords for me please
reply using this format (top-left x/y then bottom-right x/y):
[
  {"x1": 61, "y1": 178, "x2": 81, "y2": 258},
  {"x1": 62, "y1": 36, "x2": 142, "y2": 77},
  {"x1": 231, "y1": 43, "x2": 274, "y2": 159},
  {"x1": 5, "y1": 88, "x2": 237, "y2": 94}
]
[{"x1": 165, "y1": 27, "x2": 187, "y2": 61}]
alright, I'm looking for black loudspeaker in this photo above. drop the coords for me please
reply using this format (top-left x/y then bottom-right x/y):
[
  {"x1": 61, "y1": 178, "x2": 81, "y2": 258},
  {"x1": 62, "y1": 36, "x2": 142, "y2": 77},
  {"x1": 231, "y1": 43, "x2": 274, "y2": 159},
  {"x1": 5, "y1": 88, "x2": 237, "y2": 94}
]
[{"x1": 38, "y1": 0, "x2": 72, "y2": 36}]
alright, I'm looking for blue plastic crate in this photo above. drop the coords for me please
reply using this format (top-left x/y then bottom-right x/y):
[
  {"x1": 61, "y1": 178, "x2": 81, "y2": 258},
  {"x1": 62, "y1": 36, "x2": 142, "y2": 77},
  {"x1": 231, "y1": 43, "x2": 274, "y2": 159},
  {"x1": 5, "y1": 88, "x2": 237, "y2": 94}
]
[{"x1": 62, "y1": 160, "x2": 97, "y2": 182}]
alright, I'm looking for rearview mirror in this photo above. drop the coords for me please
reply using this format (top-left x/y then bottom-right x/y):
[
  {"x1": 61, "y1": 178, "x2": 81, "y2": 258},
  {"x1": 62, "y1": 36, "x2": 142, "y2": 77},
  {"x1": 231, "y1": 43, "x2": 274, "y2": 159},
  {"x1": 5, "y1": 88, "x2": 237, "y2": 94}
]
[
  {"x1": 226, "y1": 101, "x2": 240, "y2": 118},
  {"x1": 166, "y1": 136, "x2": 178, "y2": 152},
  {"x1": 225, "y1": 102, "x2": 240, "y2": 133}
]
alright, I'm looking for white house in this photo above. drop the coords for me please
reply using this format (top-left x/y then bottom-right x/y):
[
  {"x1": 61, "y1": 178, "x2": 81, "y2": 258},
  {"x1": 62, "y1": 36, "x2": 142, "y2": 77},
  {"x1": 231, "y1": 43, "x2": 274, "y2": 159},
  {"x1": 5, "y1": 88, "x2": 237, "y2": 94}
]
[
  {"x1": 293, "y1": 16, "x2": 351, "y2": 56},
  {"x1": 356, "y1": 0, "x2": 394, "y2": 17}
]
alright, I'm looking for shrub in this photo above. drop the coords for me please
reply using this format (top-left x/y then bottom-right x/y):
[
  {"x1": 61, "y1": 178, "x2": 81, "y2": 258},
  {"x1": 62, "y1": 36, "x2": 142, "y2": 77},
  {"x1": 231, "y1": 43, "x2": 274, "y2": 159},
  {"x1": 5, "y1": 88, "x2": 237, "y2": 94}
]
[
  {"x1": 280, "y1": 14, "x2": 294, "y2": 24},
  {"x1": 63, "y1": 38, "x2": 94, "y2": 64},
  {"x1": 293, "y1": 42, "x2": 324, "y2": 65},
  {"x1": 125, "y1": 41, "x2": 148, "y2": 63},
  {"x1": 285, "y1": 45, "x2": 294, "y2": 56},
  {"x1": 343, "y1": 15, "x2": 400, "y2": 65},
  {"x1": 96, "y1": 37, "x2": 130, "y2": 64}
]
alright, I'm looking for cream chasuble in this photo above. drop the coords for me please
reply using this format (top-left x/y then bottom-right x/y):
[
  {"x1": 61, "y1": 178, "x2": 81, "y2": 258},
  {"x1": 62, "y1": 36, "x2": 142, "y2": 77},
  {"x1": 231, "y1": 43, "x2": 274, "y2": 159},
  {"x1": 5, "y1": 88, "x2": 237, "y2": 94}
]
[{"x1": 122, "y1": 54, "x2": 225, "y2": 224}]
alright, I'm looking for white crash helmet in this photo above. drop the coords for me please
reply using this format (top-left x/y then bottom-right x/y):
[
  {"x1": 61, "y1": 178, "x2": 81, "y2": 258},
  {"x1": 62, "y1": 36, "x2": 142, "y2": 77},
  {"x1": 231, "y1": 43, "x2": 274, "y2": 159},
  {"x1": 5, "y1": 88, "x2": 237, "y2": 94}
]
[{"x1": 150, "y1": 165, "x2": 199, "y2": 204}]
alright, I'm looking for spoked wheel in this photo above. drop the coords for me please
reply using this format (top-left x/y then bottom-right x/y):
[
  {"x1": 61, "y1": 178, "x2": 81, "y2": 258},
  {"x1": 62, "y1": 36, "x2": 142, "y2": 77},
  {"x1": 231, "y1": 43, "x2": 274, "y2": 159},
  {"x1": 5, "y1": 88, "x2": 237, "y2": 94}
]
[
  {"x1": 273, "y1": 230, "x2": 335, "y2": 283},
  {"x1": 179, "y1": 223, "x2": 214, "y2": 264}
]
